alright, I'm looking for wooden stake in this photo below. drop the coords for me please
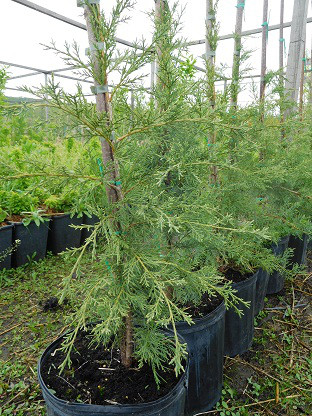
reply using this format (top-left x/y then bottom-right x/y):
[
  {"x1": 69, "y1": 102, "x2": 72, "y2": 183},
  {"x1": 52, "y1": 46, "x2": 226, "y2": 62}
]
[
  {"x1": 260, "y1": 0, "x2": 269, "y2": 101},
  {"x1": 285, "y1": 0, "x2": 309, "y2": 114}
]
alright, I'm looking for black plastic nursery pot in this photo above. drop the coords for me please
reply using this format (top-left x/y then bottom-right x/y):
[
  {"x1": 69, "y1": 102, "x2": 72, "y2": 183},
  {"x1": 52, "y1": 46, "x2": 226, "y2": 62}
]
[
  {"x1": 224, "y1": 271, "x2": 258, "y2": 357},
  {"x1": 38, "y1": 330, "x2": 189, "y2": 416},
  {"x1": 254, "y1": 268, "x2": 270, "y2": 316},
  {"x1": 287, "y1": 234, "x2": 308, "y2": 266},
  {"x1": 0, "y1": 224, "x2": 13, "y2": 271},
  {"x1": 176, "y1": 301, "x2": 225, "y2": 416},
  {"x1": 47, "y1": 214, "x2": 83, "y2": 255},
  {"x1": 10, "y1": 220, "x2": 50, "y2": 267},
  {"x1": 266, "y1": 235, "x2": 289, "y2": 295},
  {"x1": 81, "y1": 214, "x2": 100, "y2": 244}
]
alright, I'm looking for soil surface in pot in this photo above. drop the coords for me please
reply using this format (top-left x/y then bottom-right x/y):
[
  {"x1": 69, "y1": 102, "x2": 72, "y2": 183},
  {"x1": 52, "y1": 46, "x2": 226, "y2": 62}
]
[
  {"x1": 7, "y1": 215, "x2": 24, "y2": 223},
  {"x1": 219, "y1": 267, "x2": 253, "y2": 283},
  {"x1": 41, "y1": 207, "x2": 65, "y2": 216},
  {"x1": 0, "y1": 222, "x2": 8, "y2": 227},
  {"x1": 41, "y1": 330, "x2": 183, "y2": 405},
  {"x1": 183, "y1": 293, "x2": 223, "y2": 318}
]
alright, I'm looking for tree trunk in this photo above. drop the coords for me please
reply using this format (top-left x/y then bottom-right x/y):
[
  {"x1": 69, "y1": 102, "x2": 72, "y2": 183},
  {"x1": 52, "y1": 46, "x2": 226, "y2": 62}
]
[
  {"x1": 205, "y1": 0, "x2": 218, "y2": 184},
  {"x1": 279, "y1": 0, "x2": 285, "y2": 131},
  {"x1": 120, "y1": 311, "x2": 134, "y2": 368},
  {"x1": 230, "y1": 0, "x2": 245, "y2": 108},
  {"x1": 83, "y1": 2, "x2": 133, "y2": 368}
]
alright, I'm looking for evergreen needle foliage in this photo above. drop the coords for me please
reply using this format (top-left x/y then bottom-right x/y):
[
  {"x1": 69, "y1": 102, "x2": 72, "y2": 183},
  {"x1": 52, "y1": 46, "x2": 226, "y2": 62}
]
[{"x1": 0, "y1": 0, "x2": 311, "y2": 390}]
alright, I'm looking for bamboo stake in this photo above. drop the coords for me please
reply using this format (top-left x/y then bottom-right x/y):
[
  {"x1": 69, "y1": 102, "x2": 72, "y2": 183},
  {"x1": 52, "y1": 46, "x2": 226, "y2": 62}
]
[
  {"x1": 44, "y1": 73, "x2": 49, "y2": 122},
  {"x1": 151, "y1": 58, "x2": 156, "y2": 89},
  {"x1": 299, "y1": 48, "x2": 306, "y2": 117},
  {"x1": 230, "y1": 0, "x2": 245, "y2": 108},
  {"x1": 260, "y1": 0, "x2": 269, "y2": 101},
  {"x1": 130, "y1": 89, "x2": 134, "y2": 127}
]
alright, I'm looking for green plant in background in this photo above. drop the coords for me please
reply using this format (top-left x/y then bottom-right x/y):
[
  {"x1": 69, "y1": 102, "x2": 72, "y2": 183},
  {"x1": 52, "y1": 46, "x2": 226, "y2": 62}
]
[
  {"x1": 21, "y1": 208, "x2": 49, "y2": 227},
  {"x1": 0, "y1": 208, "x2": 8, "y2": 223},
  {"x1": 0, "y1": 190, "x2": 39, "y2": 217}
]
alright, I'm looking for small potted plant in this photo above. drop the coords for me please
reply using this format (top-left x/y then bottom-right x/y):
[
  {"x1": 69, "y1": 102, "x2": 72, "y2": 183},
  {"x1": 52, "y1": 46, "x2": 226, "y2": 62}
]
[{"x1": 1, "y1": 190, "x2": 50, "y2": 267}]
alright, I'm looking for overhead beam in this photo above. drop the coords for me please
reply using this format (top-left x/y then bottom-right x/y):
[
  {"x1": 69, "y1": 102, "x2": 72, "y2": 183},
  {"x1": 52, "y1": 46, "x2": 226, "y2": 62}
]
[
  {"x1": 11, "y1": 0, "x2": 139, "y2": 49},
  {"x1": 0, "y1": 60, "x2": 50, "y2": 74},
  {"x1": 7, "y1": 71, "x2": 41, "y2": 80},
  {"x1": 53, "y1": 73, "x2": 93, "y2": 83},
  {"x1": 0, "y1": 60, "x2": 85, "y2": 79},
  {"x1": 186, "y1": 16, "x2": 312, "y2": 46},
  {"x1": 0, "y1": 60, "x2": 77, "y2": 75}
]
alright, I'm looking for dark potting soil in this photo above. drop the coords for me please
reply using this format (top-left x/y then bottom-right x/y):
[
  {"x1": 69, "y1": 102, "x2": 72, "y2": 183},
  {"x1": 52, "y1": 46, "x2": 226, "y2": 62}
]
[
  {"x1": 0, "y1": 222, "x2": 8, "y2": 227},
  {"x1": 220, "y1": 267, "x2": 253, "y2": 283},
  {"x1": 7, "y1": 215, "x2": 24, "y2": 223},
  {"x1": 40, "y1": 296, "x2": 69, "y2": 312},
  {"x1": 41, "y1": 296, "x2": 59, "y2": 311},
  {"x1": 41, "y1": 206, "x2": 65, "y2": 216},
  {"x1": 183, "y1": 292, "x2": 223, "y2": 319},
  {"x1": 41, "y1": 330, "x2": 183, "y2": 405}
]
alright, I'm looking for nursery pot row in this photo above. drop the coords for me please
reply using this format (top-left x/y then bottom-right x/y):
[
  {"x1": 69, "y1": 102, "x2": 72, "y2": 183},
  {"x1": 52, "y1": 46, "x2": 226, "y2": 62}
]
[
  {"x1": 0, "y1": 214, "x2": 99, "y2": 270},
  {"x1": 266, "y1": 235, "x2": 290, "y2": 295}
]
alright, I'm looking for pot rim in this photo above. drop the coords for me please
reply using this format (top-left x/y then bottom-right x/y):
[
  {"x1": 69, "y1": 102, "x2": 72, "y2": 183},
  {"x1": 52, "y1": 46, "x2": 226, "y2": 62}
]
[
  {"x1": 176, "y1": 298, "x2": 225, "y2": 330},
  {"x1": 8, "y1": 219, "x2": 51, "y2": 226},
  {"x1": 38, "y1": 327, "x2": 189, "y2": 410},
  {"x1": 0, "y1": 223, "x2": 14, "y2": 230},
  {"x1": 230, "y1": 269, "x2": 259, "y2": 290}
]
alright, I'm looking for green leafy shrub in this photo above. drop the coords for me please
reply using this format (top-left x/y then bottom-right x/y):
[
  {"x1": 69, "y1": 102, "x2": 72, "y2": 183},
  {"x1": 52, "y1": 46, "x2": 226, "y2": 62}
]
[{"x1": 0, "y1": 190, "x2": 39, "y2": 216}]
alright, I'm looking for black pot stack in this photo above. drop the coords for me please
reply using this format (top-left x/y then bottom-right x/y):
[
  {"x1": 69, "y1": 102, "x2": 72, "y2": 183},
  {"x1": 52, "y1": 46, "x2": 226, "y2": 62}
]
[{"x1": 0, "y1": 214, "x2": 99, "y2": 270}]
